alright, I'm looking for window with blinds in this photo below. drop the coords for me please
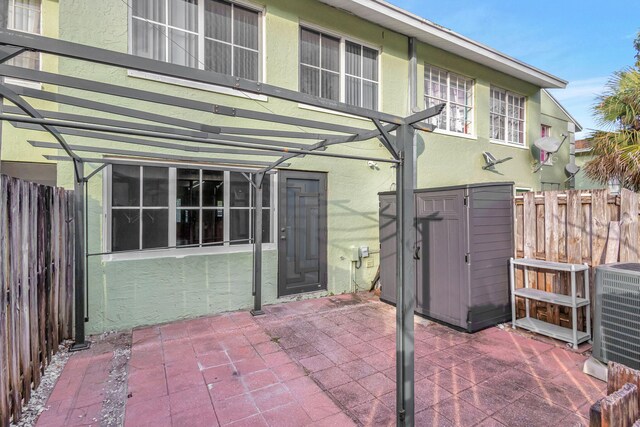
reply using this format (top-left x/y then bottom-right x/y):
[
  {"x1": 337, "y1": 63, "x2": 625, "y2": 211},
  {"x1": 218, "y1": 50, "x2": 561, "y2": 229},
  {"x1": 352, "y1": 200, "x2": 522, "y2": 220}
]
[
  {"x1": 8, "y1": 0, "x2": 41, "y2": 70},
  {"x1": 131, "y1": 0, "x2": 261, "y2": 81},
  {"x1": 299, "y1": 26, "x2": 380, "y2": 110},
  {"x1": 299, "y1": 27, "x2": 340, "y2": 101}
]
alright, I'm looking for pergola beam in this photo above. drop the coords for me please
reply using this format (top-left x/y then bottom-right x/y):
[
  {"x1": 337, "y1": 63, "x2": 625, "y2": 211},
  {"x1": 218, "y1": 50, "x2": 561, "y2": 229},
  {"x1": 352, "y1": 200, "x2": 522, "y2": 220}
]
[
  {"x1": 45, "y1": 155, "x2": 270, "y2": 173},
  {"x1": 1, "y1": 114, "x2": 399, "y2": 165},
  {"x1": 0, "y1": 29, "x2": 406, "y2": 125},
  {"x1": 29, "y1": 138, "x2": 282, "y2": 158},
  {"x1": 405, "y1": 103, "x2": 446, "y2": 127},
  {"x1": 6, "y1": 105, "x2": 316, "y2": 150},
  {"x1": 0, "y1": 65, "x2": 378, "y2": 135},
  {"x1": 14, "y1": 121, "x2": 313, "y2": 151},
  {"x1": 372, "y1": 118, "x2": 399, "y2": 160},
  {"x1": 9, "y1": 84, "x2": 344, "y2": 141},
  {"x1": 29, "y1": 140, "x2": 285, "y2": 167},
  {"x1": 0, "y1": 84, "x2": 83, "y2": 181},
  {"x1": 0, "y1": 46, "x2": 25, "y2": 64}
]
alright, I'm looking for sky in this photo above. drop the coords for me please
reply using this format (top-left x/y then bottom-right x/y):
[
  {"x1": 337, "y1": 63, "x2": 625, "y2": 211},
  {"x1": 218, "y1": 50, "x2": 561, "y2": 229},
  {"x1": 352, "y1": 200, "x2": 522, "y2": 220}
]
[{"x1": 389, "y1": 0, "x2": 640, "y2": 139}]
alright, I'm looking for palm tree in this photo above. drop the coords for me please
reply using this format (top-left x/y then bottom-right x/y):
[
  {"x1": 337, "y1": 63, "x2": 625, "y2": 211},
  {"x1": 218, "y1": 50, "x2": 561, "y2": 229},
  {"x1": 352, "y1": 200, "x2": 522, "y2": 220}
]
[{"x1": 584, "y1": 33, "x2": 640, "y2": 190}]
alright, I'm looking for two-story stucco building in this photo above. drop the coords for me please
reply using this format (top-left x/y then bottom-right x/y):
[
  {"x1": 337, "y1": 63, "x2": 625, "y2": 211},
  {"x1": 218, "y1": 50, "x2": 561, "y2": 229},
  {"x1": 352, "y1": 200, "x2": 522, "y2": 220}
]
[{"x1": 1, "y1": 0, "x2": 583, "y2": 333}]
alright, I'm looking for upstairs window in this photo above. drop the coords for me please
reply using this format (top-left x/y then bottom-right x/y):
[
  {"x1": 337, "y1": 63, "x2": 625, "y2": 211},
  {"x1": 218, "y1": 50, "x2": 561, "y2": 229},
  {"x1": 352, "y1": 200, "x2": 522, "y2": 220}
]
[
  {"x1": 345, "y1": 42, "x2": 378, "y2": 110},
  {"x1": 299, "y1": 26, "x2": 380, "y2": 110},
  {"x1": 299, "y1": 28, "x2": 340, "y2": 101},
  {"x1": 490, "y1": 87, "x2": 526, "y2": 146},
  {"x1": 424, "y1": 65, "x2": 473, "y2": 135},
  {"x1": 131, "y1": 0, "x2": 261, "y2": 80},
  {"x1": 8, "y1": 0, "x2": 41, "y2": 70},
  {"x1": 540, "y1": 124, "x2": 552, "y2": 164}
]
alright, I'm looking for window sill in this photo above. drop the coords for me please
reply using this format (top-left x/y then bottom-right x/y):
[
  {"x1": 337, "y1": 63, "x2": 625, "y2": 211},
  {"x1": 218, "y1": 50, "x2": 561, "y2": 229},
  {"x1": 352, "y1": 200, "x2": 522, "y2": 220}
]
[
  {"x1": 297, "y1": 103, "x2": 371, "y2": 122},
  {"x1": 432, "y1": 129, "x2": 477, "y2": 140},
  {"x1": 102, "y1": 243, "x2": 276, "y2": 262},
  {"x1": 4, "y1": 77, "x2": 42, "y2": 90},
  {"x1": 489, "y1": 139, "x2": 529, "y2": 150},
  {"x1": 127, "y1": 70, "x2": 269, "y2": 102}
]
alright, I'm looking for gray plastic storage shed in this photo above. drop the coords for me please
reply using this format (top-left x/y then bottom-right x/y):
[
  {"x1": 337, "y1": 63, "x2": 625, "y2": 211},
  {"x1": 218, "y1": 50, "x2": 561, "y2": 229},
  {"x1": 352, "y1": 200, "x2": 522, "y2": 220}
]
[{"x1": 379, "y1": 182, "x2": 514, "y2": 332}]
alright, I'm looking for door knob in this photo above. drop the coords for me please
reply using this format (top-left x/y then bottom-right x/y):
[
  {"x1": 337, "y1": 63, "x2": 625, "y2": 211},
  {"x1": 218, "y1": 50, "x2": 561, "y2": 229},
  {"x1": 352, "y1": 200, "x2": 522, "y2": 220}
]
[{"x1": 281, "y1": 236, "x2": 286, "y2": 240}]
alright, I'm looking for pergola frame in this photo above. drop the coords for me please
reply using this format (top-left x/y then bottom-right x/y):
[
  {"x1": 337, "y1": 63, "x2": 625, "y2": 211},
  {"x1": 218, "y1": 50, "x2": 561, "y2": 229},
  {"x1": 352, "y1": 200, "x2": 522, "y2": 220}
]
[{"x1": 0, "y1": 28, "x2": 444, "y2": 426}]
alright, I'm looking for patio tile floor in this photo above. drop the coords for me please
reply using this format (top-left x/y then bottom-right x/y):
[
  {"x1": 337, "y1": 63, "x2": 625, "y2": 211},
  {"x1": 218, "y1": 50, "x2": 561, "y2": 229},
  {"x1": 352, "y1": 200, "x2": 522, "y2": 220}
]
[{"x1": 36, "y1": 292, "x2": 604, "y2": 426}]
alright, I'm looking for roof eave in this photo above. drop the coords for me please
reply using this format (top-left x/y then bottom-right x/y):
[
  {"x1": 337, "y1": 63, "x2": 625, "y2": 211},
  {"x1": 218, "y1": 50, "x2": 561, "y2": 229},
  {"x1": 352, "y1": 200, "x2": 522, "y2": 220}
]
[{"x1": 317, "y1": 0, "x2": 568, "y2": 89}]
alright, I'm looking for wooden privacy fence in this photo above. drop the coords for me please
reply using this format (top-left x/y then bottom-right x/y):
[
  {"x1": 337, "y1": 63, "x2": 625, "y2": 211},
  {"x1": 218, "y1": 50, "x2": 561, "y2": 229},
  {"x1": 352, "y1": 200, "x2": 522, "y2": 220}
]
[
  {"x1": 590, "y1": 362, "x2": 640, "y2": 427},
  {"x1": 0, "y1": 174, "x2": 75, "y2": 425},
  {"x1": 513, "y1": 188, "x2": 640, "y2": 332}
]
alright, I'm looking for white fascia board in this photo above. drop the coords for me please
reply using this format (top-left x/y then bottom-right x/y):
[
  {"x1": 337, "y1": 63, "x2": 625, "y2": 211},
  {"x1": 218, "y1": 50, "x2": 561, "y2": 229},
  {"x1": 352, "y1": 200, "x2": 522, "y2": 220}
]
[
  {"x1": 542, "y1": 89, "x2": 583, "y2": 131},
  {"x1": 317, "y1": 0, "x2": 568, "y2": 89}
]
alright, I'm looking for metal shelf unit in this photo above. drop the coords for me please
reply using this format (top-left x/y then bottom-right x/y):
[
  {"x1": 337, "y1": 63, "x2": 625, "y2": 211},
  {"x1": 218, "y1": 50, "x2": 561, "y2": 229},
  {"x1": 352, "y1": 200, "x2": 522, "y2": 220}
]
[{"x1": 510, "y1": 257, "x2": 591, "y2": 349}]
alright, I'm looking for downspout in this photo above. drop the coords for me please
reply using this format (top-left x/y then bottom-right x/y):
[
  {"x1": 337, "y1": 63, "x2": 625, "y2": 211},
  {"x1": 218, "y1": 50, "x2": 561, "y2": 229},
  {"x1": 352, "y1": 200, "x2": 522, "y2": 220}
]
[{"x1": 408, "y1": 37, "x2": 418, "y2": 186}]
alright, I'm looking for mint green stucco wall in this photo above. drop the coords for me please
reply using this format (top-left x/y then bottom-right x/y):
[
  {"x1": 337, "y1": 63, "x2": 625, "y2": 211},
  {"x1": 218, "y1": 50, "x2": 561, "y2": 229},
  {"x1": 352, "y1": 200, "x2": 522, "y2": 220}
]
[
  {"x1": 1, "y1": 0, "x2": 59, "y2": 166},
  {"x1": 26, "y1": 0, "x2": 577, "y2": 333}
]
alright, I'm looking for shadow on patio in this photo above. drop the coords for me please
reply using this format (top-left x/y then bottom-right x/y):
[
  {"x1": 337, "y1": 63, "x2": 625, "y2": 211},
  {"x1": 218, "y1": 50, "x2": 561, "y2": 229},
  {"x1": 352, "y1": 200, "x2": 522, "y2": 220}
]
[{"x1": 34, "y1": 292, "x2": 604, "y2": 426}]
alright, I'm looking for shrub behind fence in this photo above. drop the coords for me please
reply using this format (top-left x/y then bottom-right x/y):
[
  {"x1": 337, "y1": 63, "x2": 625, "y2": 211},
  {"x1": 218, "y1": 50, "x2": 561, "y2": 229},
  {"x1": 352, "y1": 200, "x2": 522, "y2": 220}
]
[{"x1": 0, "y1": 174, "x2": 74, "y2": 424}]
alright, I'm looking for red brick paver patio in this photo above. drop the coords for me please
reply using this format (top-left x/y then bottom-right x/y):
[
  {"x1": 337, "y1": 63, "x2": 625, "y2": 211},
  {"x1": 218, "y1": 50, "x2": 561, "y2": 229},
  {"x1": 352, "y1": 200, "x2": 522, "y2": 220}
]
[{"x1": 35, "y1": 293, "x2": 605, "y2": 426}]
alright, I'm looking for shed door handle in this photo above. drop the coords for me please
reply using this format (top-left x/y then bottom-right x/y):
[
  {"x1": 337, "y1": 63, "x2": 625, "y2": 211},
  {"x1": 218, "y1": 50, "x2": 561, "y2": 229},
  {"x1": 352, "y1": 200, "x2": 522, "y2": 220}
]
[{"x1": 414, "y1": 246, "x2": 420, "y2": 260}]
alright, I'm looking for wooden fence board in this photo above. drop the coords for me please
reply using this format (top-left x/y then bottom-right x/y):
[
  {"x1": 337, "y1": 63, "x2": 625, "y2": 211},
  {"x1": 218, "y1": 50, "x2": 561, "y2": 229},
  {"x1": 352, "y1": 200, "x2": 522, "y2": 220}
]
[
  {"x1": 20, "y1": 182, "x2": 32, "y2": 402},
  {"x1": 8, "y1": 178, "x2": 22, "y2": 420},
  {"x1": 514, "y1": 188, "x2": 640, "y2": 332},
  {"x1": 601, "y1": 383, "x2": 639, "y2": 427},
  {"x1": 0, "y1": 175, "x2": 74, "y2": 424},
  {"x1": 592, "y1": 190, "x2": 610, "y2": 266},
  {"x1": 0, "y1": 177, "x2": 9, "y2": 426},
  {"x1": 567, "y1": 191, "x2": 584, "y2": 329},
  {"x1": 605, "y1": 222, "x2": 621, "y2": 264},
  {"x1": 29, "y1": 185, "x2": 40, "y2": 389},
  {"x1": 544, "y1": 192, "x2": 560, "y2": 324},
  {"x1": 620, "y1": 189, "x2": 639, "y2": 262}
]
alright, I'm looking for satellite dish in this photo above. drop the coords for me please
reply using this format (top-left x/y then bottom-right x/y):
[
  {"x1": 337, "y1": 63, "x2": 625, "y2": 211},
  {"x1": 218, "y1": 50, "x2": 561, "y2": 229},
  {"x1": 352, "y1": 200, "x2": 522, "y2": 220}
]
[
  {"x1": 482, "y1": 151, "x2": 513, "y2": 170},
  {"x1": 565, "y1": 163, "x2": 580, "y2": 175},
  {"x1": 534, "y1": 136, "x2": 564, "y2": 153}
]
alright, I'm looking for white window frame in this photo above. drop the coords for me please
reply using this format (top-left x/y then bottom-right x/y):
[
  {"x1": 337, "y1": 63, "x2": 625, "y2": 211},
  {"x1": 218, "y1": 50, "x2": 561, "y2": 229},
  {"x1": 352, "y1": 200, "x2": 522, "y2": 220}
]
[
  {"x1": 424, "y1": 64, "x2": 475, "y2": 137},
  {"x1": 540, "y1": 124, "x2": 553, "y2": 165},
  {"x1": 127, "y1": 0, "x2": 267, "y2": 97},
  {"x1": 5, "y1": 0, "x2": 43, "y2": 89},
  {"x1": 103, "y1": 164, "x2": 277, "y2": 261},
  {"x1": 297, "y1": 22, "x2": 382, "y2": 111},
  {"x1": 490, "y1": 86, "x2": 527, "y2": 148}
]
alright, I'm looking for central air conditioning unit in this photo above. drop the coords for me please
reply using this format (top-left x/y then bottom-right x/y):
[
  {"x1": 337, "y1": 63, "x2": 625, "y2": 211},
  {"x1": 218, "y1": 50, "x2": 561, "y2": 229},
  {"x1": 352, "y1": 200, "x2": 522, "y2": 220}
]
[{"x1": 593, "y1": 263, "x2": 640, "y2": 369}]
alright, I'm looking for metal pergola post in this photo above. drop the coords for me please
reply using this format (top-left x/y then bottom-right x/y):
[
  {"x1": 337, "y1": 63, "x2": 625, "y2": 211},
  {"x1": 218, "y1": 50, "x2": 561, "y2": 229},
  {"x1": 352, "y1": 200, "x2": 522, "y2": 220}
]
[
  {"x1": 70, "y1": 160, "x2": 89, "y2": 351},
  {"x1": 251, "y1": 173, "x2": 264, "y2": 316},
  {"x1": 396, "y1": 124, "x2": 416, "y2": 426}
]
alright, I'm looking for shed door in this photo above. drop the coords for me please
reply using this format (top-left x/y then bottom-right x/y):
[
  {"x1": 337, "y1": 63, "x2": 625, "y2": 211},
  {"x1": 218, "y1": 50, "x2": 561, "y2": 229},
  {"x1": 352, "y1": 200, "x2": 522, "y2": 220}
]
[
  {"x1": 416, "y1": 190, "x2": 468, "y2": 327},
  {"x1": 278, "y1": 171, "x2": 327, "y2": 296},
  {"x1": 379, "y1": 196, "x2": 397, "y2": 304}
]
